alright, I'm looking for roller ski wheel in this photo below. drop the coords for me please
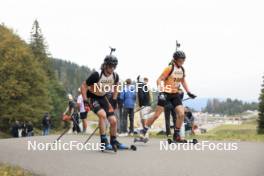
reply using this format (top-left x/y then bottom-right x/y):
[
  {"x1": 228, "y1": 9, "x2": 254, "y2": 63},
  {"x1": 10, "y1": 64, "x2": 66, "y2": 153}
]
[{"x1": 134, "y1": 136, "x2": 149, "y2": 143}]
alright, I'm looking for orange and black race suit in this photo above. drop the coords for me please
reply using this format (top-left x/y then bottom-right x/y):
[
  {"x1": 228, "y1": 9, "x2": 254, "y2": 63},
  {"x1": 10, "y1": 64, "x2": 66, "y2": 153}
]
[{"x1": 157, "y1": 64, "x2": 185, "y2": 108}]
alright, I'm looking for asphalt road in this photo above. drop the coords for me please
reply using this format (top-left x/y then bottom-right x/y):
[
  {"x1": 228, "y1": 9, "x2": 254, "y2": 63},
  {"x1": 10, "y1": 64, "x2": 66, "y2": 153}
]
[{"x1": 0, "y1": 135, "x2": 263, "y2": 176}]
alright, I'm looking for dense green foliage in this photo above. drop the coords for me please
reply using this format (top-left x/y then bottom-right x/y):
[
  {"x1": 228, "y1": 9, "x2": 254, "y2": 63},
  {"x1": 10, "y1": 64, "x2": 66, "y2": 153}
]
[
  {"x1": 203, "y1": 98, "x2": 258, "y2": 115},
  {"x1": 0, "y1": 24, "x2": 51, "y2": 131},
  {"x1": 0, "y1": 21, "x2": 92, "y2": 133},
  {"x1": 51, "y1": 58, "x2": 92, "y2": 97},
  {"x1": 257, "y1": 76, "x2": 264, "y2": 134}
]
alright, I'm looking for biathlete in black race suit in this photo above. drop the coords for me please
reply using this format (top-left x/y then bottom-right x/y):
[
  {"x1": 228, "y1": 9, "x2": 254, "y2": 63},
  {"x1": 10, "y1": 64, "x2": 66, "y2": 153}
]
[{"x1": 81, "y1": 54, "x2": 127, "y2": 150}]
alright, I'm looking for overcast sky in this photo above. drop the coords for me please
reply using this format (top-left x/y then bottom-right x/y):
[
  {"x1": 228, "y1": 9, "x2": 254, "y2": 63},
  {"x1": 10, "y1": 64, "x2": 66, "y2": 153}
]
[{"x1": 1, "y1": 0, "x2": 263, "y2": 101}]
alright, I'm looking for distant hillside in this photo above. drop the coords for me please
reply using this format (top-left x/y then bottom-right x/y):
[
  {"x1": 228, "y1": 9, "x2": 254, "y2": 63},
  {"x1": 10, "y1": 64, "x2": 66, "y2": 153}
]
[
  {"x1": 183, "y1": 97, "x2": 208, "y2": 111},
  {"x1": 51, "y1": 58, "x2": 92, "y2": 97}
]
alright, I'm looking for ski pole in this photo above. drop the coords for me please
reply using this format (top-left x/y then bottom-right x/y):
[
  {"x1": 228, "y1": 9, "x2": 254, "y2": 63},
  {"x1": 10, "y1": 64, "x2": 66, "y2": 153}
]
[
  {"x1": 52, "y1": 114, "x2": 80, "y2": 143},
  {"x1": 54, "y1": 126, "x2": 70, "y2": 142},
  {"x1": 83, "y1": 126, "x2": 99, "y2": 145},
  {"x1": 182, "y1": 97, "x2": 192, "y2": 101}
]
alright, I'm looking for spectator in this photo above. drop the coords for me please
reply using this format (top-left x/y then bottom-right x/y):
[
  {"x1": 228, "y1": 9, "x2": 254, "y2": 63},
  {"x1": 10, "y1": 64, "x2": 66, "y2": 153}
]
[
  {"x1": 27, "y1": 121, "x2": 34, "y2": 136},
  {"x1": 21, "y1": 121, "x2": 27, "y2": 137},
  {"x1": 184, "y1": 107, "x2": 195, "y2": 135},
  {"x1": 137, "y1": 76, "x2": 152, "y2": 129},
  {"x1": 64, "y1": 94, "x2": 81, "y2": 134},
  {"x1": 116, "y1": 92, "x2": 124, "y2": 134},
  {"x1": 11, "y1": 121, "x2": 20, "y2": 138},
  {"x1": 120, "y1": 79, "x2": 136, "y2": 136},
  {"x1": 77, "y1": 88, "x2": 88, "y2": 133},
  {"x1": 42, "y1": 112, "x2": 51, "y2": 136}
]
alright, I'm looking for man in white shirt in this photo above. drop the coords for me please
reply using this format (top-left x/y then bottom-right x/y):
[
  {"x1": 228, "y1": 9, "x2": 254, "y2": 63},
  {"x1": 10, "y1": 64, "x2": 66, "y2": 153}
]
[{"x1": 77, "y1": 88, "x2": 88, "y2": 133}]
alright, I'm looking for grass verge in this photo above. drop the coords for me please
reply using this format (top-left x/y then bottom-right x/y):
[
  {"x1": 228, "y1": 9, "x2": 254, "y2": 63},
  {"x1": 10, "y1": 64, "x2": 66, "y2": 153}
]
[
  {"x1": 192, "y1": 119, "x2": 264, "y2": 142},
  {"x1": 0, "y1": 163, "x2": 38, "y2": 176}
]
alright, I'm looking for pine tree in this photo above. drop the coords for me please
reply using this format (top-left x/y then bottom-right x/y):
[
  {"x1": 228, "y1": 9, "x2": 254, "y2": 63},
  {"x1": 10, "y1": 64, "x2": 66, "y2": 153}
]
[
  {"x1": 257, "y1": 75, "x2": 264, "y2": 134},
  {"x1": 29, "y1": 20, "x2": 66, "y2": 128}
]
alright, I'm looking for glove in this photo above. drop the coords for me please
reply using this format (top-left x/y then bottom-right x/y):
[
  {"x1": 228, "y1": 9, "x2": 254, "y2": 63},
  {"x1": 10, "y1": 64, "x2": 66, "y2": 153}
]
[
  {"x1": 187, "y1": 92, "x2": 197, "y2": 99},
  {"x1": 110, "y1": 99, "x2": 118, "y2": 109},
  {"x1": 158, "y1": 92, "x2": 166, "y2": 101}
]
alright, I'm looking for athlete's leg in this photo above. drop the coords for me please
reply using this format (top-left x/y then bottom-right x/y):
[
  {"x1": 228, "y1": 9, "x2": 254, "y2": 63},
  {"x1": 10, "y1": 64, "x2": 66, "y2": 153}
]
[
  {"x1": 139, "y1": 107, "x2": 146, "y2": 128},
  {"x1": 145, "y1": 105, "x2": 164, "y2": 127},
  {"x1": 173, "y1": 105, "x2": 185, "y2": 141},
  {"x1": 175, "y1": 105, "x2": 185, "y2": 129},
  {"x1": 108, "y1": 115, "x2": 117, "y2": 137},
  {"x1": 96, "y1": 109, "x2": 107, "y2": 135},
  {"x1": 171, "y1": 93, "x2": 186, "y2": 141},
  {"x1": 108, "y1": 114, "x2": 126, "y2": 148}
]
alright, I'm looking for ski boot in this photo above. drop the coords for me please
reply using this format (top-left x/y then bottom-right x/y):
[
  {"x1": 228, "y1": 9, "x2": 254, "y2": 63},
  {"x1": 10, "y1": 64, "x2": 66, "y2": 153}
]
[
  {"x1": 167, "y1": 134, "x2": 187, "y2": 144},
  {"x1": 101, "y1": 135, "x2": 113, "y2": 151}
]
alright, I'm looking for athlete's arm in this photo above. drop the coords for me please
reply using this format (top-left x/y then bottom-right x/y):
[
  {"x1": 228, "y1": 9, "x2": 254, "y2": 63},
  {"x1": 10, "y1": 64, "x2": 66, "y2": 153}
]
[
  {"x1": 82, "y1": 72, "x2": 100, "y2": 100},
  {"x1": 112, "y1": 73, "x2": 119, "y2": 100},
  {"x1": 181, "y1": 78, "x2": 190, "y2": 93},
  {"x1": 81, "y1": 81, "x2": 88, "y2": 101},
  {"x1": 181, "y1": 78, "x2": 197, "y2": 98}
]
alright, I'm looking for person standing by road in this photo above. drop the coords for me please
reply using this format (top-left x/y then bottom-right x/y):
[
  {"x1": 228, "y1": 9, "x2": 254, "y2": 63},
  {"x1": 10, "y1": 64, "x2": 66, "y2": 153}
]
[
  {"x1": 77, "y1": 88, "x2": 88, "y2": 133},
  {"x1": 120, "y1": 79, "x2": 136, "y2": 136},
  {"x1": 137, "y1": 76, "x2": 152, "y2": 129},
  {"x1": 42, "y1": 112, "x2": 51, "y2": 136}
]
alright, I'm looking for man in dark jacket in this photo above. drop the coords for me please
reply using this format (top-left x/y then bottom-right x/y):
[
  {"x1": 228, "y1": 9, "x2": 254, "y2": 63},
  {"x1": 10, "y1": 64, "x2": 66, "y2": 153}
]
[
  {"x1": 27, "y1": 121, "x2": 34, "y2": 136},
  {"x1": 11, "y1": 121, "x2": 20, "y2": 138},
  {"x1": 42, "y1": 112, "x2": 51, "y2": 136}
]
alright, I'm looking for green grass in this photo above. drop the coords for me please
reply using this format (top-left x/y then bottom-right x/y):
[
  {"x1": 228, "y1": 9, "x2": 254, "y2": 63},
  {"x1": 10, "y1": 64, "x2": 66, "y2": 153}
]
[
  {"x1": 0, "y1": 164, "x2": 38, "y2": 176},
  {"x1": 150, "y1": 119, "x2": 264, "y2": 142},
  {"x1": 87, "y1": 112, "x2": 98, "y2": 121},
  {"x1": 0, "y1": 132, "x2": 11, "y2": 139},
  {"x1": 193, "y1": 119, "x2": 264, "y2": 142}
]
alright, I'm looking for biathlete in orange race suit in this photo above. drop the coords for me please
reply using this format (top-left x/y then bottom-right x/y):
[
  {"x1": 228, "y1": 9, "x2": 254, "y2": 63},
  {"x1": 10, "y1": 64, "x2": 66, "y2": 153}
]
[{"x1": 141, "y1": 50, "x2": 197, "y2": 142}]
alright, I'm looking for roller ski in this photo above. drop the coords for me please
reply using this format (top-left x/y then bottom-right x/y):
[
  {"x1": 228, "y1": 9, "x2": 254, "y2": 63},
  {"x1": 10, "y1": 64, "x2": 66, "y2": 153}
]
[
  {"x1": 117, "y1": 143, "x2": 137, "y2": 151},
  {"x1": 167, "y1": 135, "x2": 198, "y2": 145},
  {"x1": 134, "y1": 129, "x2": 149, "y2": 143},
  {"x1": 111, "y1": 138, "x2": 137, "y2": 151},
  {"x1": 101, "y1": 137, "x2": 137, "y2": 152},
  {"x1": 134, "y1": 136, "x2": 149, "y2": 143}
]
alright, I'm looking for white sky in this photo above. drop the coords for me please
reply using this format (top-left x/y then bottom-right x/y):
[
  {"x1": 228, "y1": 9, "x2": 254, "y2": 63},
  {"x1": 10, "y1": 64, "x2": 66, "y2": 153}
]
[{"x1": 1, "y1": 0, "x2": 263, "y2": 101}]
